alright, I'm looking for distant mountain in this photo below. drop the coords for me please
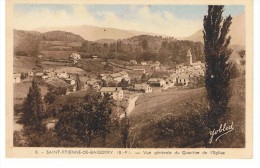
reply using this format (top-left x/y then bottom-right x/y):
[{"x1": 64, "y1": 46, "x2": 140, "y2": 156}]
[
  {"x1": 42, "y1": 31, "x2": 85, "y2": 42},
  {"x1": 35, "y1": 25, "x2": 164, "y2": 41},
  {"x1": 14, "y1": 30, "x2": 85, "y2": 56},
  {"x1": 184, "y1": 13, "x2": 245, "y2": 46}
]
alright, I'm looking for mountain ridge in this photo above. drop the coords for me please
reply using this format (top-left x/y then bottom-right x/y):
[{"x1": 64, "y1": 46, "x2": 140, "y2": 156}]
[{"x1": 184, "y1": 13, "x2": 245, "y2": 46}]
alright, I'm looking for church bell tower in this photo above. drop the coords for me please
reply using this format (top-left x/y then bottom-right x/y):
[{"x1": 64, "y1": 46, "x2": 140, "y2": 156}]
[{"x1": 187, "y1": 49, "x2": 192, "y2": 65}]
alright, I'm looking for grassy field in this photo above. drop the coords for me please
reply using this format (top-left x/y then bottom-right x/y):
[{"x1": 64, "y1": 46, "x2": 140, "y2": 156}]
[
  {"x1": 55, "y1": 67, "x2": 86, "y2": 74},
  {"x1": 128, "y1": 76, "x2": 245, "y2": 148},
  {"x1": 40, "y1": 50, "x2": 73, "y2": 60},
  {"x1": 14, "y1": 56, "x2": 38, "y2": 73},
  {"x1": 13, "y1": 81, "x2": 49, "y2": 105},
  {"x1": 96, "y1": 76, "x2": 245, "y2": 148}
]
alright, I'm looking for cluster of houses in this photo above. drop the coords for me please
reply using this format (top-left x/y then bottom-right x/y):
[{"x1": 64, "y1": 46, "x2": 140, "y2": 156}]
[
  {"x1": 174, "y1": 49, "x2": 205, "y2": 86},
  {"x1": 14, "y1": 49, "x2": 205, "y2": 101},
  {"x1": 13, "y1": 69, "x2": 78, "y2": 92},
  {"x1": 98, "y1": 71, "x2": 131, "y2": 84},
  {"x1": 130, "y1": 60, "x2": 161, "y2": 71}
]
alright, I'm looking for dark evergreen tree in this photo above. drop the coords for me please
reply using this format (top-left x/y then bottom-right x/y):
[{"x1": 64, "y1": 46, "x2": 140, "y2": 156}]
[
  {"x1": 22, "y1": 79, "x2": 45, "y2": 130},
  {"x1": 203, "y1": 5, "x2": 233, "y2": 123},
  {"x1": 75, "y1": 73, "x2": 81, "y2": 91},
  {"x1": 55, "y1": 91, "x2": 113, "y2": 147},
  {"x1": 120, "y1": 108, "x2": 130, "y2": 148}
]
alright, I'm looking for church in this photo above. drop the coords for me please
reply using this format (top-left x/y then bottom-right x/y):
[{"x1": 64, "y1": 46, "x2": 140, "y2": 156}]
[{"x1": 175, "y1": 49, "x2": 205, "y2": 86}]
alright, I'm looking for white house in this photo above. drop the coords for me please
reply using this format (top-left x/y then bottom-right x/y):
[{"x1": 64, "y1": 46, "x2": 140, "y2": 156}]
[
  {"x1": 147, "y1": 78, "x2": 166, "y2": 87},
  {"x1": 108, "y1": 71, "x2": 130, "y2": 83},
  {"x1": 70, "y1": 53, "x2": 81, "y2": 64},
  {"x1": 57, "y1": 72, "x2": 69, "y2": 79},
  {"x1": 70, "y1": 53, "x2": 81, "y2": 60},
  {"x1": 28, "y1": 71, "x2": 34, "y2": 77},
  {"x1": 130, "y1": 60, "x2": 137, "y2": 65},
  {"x1": 13, "y1": 73, "x2": 21, "y2": 83},
  {"x1": 166, "y1": 74, "x2": 177, "y2": 84},
  {"x1": 132, "y1": 83, "x2": 152, "y2": 93},
  {"x1": 176, "y1": 73, "x2": 190, "y2": 85},
  {"x1": 65, "y1": 79, "x2": 76, "y2": 85},
  {"x1": 35, "y1": 72, "x2": 44, "y2": 80},
  {"x1": 141, "y1": 61, "x2": 148, "y2": 66},
  {"x1": 37, "y1": 54, "x2": 44, "y2": 59},
  {"x1": 193, "y1": 69, "x2": 205, "y2": 76},
  {"x1": 100, "y1": 87, "x2": 124, "y2": 101},
  {"x1": 92, "y1": 55, "x2": 99, "y2": 59}
]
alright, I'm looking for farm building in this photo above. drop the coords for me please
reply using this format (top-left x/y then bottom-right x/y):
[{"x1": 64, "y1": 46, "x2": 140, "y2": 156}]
[
  {"x1": 141, "y1": 61, "x2": 148, "y2": 66},
  {"x1": 92, "y1": 55, "x2": 99, "y2": 59},
  {"x1": 165, "y1": 74, "x2": 177, "y2": 84},
  {"x1": 100, "y1": 87, "x2": 124, "y2": 101},
  {"x1": 57, "y1": 72, "x2": 69, "y2": 79},
  {"x1": 70, "y1": 53, "x2": 81, "y2": 60},
  {"x1": 147, "y1": 78, "x2": 166, "y2": 87},
  {"x1": 106, "y1": 71, "x2": 130, "y2": 83},
  {"x1": 13, "y1": 73, "x2": 21, "y2": 83},
  {"x1": 193, "y1": 69, "x2": 205, "y2": 76},
  {"x1": 176, "y1": 73, "x2": 190, "y2": 85},
  {"x1": 130, "y1": 60, "x2": 137, "y2": 65},
  {"x1": 70, "y1": 53, "x2": 81, "y2": 64},
  {"x1": 28, "y1": 71, "x2": 34, "y2": 77},
  {"x1": 65, "y1": 79, "x2": 76, "y2": 85},
  {"x1": 37, "y1": 54, "x2": 44, "y2": 59},
  {"x1": 35, "y1": 72, "x2": 44, "y2": 80},
  {"x1": 132, "y1": 83, "x2": 152, "y2": 93},
  {"x1": 151, "y1": 63, "x2": 160, "y2": 71}
]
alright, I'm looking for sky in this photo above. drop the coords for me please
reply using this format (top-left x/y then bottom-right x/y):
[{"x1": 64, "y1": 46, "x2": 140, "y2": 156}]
[{"x1": 13, "y1": 4, "x2": 245, "y2": 37}]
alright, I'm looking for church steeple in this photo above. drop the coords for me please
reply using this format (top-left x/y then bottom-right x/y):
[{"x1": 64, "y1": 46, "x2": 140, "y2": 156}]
[{"x1": 187, "y1": 49, "x2": 192, "y2": 65}]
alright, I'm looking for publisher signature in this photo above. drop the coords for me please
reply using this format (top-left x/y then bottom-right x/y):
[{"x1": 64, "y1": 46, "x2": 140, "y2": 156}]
[{"x1": 209, "y1": 122, "x2": 234, "y2": 144}]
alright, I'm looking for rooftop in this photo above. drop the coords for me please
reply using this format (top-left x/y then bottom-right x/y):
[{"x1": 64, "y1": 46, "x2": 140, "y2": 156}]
[
  {"x1": 148, "y1": 78, "x2": 165, "y2": 82},
  {"x1": 100, "y1": 87, "x2": 123, "y2": 92}
]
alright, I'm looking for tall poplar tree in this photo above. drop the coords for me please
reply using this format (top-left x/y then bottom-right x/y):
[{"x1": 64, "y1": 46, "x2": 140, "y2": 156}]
[
  {"x1": 203, "y1": 5, "x2": 233, "y2": 123},
  {"x1": 22, "y1": 79, "x2": 45, "y2": 130}
]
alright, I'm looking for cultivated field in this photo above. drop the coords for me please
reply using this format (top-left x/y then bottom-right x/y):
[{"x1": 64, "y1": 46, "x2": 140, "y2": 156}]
[
  {"x1": 14, "y1": 56, "x2": 38, "y2": 73},
  {"x1": 13, "y1": 81, "x2": 49, "y2": 105}
]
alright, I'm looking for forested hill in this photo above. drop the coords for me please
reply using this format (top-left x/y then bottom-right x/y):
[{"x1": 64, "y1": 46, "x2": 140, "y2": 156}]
[
  {"x1": 79, "y1": 35, "x2": 205, "y2": 64},
  {"x1": 41, "y1": 31, "x2": 85, "y2": 42},
  {"x1": 14, "y1": 30, "x2": 85, "y2": 56},
  {"x1": 14, "y1": 30, "x2": 205, "y2": 65}
]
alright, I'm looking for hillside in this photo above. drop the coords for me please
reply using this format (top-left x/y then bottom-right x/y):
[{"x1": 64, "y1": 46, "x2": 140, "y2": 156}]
[
  {"x1": 184, "y1": 13, "x2": 245, "y2": 46},
  {"x1": 14, "y1": 30, "x2": 42, "y2": 56},
  {"x1": 35, "y1": 25, "x2": 162, "y2": 41},
  {"x1": 14, "y1": 30, "x2": 85, "y2": 57},
  {"x1": 125, "y1": 76, "x2": 245, "y2": 148},
  {"x1": 42, "y1": 31, "x2": 85, "y2": 42}
]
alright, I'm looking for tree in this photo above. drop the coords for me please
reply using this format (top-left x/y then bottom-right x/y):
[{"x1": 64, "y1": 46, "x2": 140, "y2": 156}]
[
  {"x1": 22, "y1": 79, "x2": 45, "y2": 131},
  {"x1": 142, "y1": 39, "x2": 148, "y2": 50},
  {"x1": 75, "y1": 74, "x2": 81, "y2": 91},
  {"x1": 238, "y1": 49, "x2": 246, "y2": 66},
  {"x1": 230, "y1": 62, "x2": 240, "y2": 79},
  {"x1": 55, "y1": 91, "x2": 113, "y2": 147},
  {"x1": 203, "y1": 5, "x2": 233, "y2": 123},
  {"x1": 118, "y1": 78, "x2": 129, "y2": 88},
  {"x1": 120, "y1": 108, "x2": 130, "y2": 148},
  {"x1": 44, "y1": 86, "x2": 67, "y2": 104}
]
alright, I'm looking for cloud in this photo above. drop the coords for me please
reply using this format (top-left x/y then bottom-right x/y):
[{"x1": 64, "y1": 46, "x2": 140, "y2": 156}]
[{"x1": 14, "y1": 5, "x2": 202, "y2": 37}]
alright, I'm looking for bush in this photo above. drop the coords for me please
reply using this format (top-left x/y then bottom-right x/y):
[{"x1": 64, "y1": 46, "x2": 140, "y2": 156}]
[{"x1": 153, "y1": 100, "x2": 210, "y2": 147}]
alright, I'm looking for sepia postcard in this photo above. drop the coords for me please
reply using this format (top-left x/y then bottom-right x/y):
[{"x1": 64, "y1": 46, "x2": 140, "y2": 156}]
[{"x1": 6, "y1": 0, "x2": 253, "y2": 158}]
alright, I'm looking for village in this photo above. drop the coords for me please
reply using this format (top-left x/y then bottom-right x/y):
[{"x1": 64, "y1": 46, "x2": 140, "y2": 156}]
[{"x1": 13, "y1": 49, "x2": 206, "y2": 118}]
